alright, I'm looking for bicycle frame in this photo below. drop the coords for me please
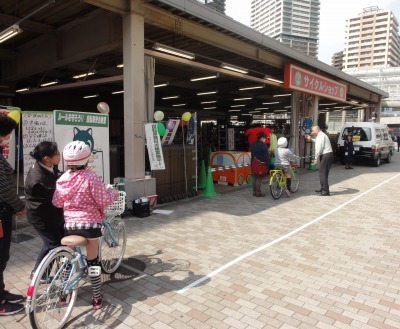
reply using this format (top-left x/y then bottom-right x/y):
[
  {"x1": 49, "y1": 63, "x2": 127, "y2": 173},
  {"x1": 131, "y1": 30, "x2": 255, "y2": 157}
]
[
  {"x1": 25, "y1": 245, "x2": 86, "y2": 313},
  {"x1": 269, "y1": 169, "x2": 287, "y2": 187},
  {"x1": 102, "y1": 219, "x2": 119, "y2": 247}
]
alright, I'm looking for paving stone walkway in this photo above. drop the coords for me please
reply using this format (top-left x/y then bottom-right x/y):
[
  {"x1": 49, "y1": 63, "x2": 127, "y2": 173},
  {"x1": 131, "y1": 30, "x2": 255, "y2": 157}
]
[{"x1": 2, "y1": 155, "x2": 400, "y2": 328}]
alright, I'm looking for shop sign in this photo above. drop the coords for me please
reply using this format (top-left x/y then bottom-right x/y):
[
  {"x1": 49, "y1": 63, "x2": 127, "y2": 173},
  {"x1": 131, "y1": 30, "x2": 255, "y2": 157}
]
[
  {"x1": 145, "y1": 123, "x2": 165, "y2": 170},
  {"x1": 284, "y1": 64, "x2": 347, "y2": 102}
]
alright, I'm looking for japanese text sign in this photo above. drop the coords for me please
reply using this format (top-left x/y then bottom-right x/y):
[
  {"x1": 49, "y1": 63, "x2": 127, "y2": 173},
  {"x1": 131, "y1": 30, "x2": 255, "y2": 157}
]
[{"x1": 284, "y1": 64, "x2": 347, "y2": 102}]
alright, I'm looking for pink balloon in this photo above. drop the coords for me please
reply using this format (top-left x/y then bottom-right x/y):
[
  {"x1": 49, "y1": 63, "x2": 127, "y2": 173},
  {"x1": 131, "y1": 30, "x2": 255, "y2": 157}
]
[{"x1": 166, "y1": 119, "x2": 175, "y2": 132}]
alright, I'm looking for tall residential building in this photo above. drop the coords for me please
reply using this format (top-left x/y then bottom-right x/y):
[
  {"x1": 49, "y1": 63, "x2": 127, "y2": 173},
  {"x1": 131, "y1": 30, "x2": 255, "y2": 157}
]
[
  {"x1": 343, "y1": 6, "x2": 400, "y2": 70},
  {"x1": 250, "y1": 0, "x2": 320, "y2": 58},
  {"x1": 331, "y1": 51, "x2": 344, "y2": 70},
  {"x1": 197, "y1": 0, "x2": 226, "y2": 14}
]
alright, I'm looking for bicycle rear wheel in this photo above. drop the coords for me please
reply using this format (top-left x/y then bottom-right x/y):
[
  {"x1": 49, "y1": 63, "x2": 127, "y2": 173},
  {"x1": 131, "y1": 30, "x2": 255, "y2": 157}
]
[
  {"x1": 100, "y1": 217, "x2": 126, "y2": 274},
  {"x1": 270, "y1": 173, "x2": 283, "y2": 199},
  {"x1": 291, "y1": 171, "x2": 300, "y2": 193},
  {"x1": 28, "y1": 249, "x2": 77, "y2": 329}
]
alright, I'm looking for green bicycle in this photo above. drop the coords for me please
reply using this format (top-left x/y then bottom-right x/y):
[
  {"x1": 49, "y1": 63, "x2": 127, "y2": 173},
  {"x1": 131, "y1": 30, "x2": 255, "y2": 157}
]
[{"x1": 269, "y1": 166, "x2": 300, "y2": 199}]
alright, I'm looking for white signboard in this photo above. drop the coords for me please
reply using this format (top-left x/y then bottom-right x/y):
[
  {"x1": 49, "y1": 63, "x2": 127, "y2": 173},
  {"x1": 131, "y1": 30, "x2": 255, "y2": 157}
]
[
  {"x1": 54, "y1": 110, "x2": 110, "y2": 184},
  {"x1": 0, "y1": 109, "x2": 16, "y2": 169},
  {"x1": 22, "y1": 111, "x2": 54, "y2": 181},
  {"x1": 227, "y1": 128, "x2": 235, "y2": 151},
  {"x1": 145, "y1": 123, "x2": 165, "y2": 170}
]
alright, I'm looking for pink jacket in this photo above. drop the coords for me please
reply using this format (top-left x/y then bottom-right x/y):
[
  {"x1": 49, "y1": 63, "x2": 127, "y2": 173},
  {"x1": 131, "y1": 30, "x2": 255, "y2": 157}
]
[{"x1": 52, "y1": 169, "x2": 117, "y2": 225}]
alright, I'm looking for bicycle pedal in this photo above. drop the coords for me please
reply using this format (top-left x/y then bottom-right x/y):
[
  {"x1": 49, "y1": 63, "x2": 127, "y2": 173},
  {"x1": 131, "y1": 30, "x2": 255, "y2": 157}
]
[{"x1": 88, "y1": 266, "x2": 101, "y2": 277}]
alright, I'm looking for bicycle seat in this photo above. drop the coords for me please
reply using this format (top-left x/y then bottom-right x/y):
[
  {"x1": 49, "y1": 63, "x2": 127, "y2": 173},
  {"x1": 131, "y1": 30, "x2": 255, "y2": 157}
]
[{"x1": 61, "y1": 235, "x2": 87, "y2": 247}]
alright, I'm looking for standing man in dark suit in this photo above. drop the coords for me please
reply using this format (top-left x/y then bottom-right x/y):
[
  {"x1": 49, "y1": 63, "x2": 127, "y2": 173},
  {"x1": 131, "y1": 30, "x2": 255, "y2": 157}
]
[{"x1": 305, "y1": 126, "x2": 334, "y2": 196}]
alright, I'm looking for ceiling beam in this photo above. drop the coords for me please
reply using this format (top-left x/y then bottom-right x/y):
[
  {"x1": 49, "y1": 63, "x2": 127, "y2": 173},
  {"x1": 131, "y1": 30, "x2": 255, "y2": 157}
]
[
  {"x1": 0, "y1": 13, "x2": 54, "y2": 34},
  {"x1": 19, "y1": 75, "x2": 123, "y2": 94},
  {"x1": 1, "y1": 13, "x2": 122, "y2": 81},
  {"x1": 143, "y1": 4, "x2": 284, "y2": 69},
  {"x1": 145, "y1": 49, "x2": 282, "y2": 87},
  {"x1": 82, "y1": 0, "x2": 129, "y2": 15}
]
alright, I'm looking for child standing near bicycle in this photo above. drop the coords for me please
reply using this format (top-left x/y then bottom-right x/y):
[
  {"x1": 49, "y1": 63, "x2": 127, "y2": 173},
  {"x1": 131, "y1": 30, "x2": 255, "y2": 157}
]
[
  {"x1": 52, "y1": 141, "x2": 117, "y2": 310},
  {"x1": 274, "y1": 137, "x2": 299, "y2": 197}
]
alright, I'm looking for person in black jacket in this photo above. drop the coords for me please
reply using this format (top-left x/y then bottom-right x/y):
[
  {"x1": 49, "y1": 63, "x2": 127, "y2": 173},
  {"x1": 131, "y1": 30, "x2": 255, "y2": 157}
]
[
  {"x1": 251, "y1": 131, "x2": 269, "y2": 197},
  {"x1": 25, "y1": 141, "x2": 64, "y2": 279},
  {"x1": 343, "y1": 134, "x2": 354, "y2": 169},
  {"x1": 0, "y1": 114, "x2": 26, "y2": 315}
]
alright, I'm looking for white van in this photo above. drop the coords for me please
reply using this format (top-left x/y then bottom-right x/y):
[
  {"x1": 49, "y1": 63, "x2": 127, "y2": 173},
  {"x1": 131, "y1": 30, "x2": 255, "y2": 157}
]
[{"x1": 337, "y1": 122, "x2": 394, "y2": 166}]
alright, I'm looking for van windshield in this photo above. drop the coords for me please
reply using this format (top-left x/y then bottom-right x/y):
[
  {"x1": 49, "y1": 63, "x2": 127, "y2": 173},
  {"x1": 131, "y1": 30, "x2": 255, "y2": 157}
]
[{"x1": 342, "y1": 127, "x2": 372, "y2": 141}]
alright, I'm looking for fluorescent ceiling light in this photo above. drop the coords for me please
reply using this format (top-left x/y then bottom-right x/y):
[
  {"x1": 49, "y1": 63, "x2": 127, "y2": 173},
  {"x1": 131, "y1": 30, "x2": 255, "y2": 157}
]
[
  {"x1": 172, "y1": 104, "x2": 186, "y2": 107},
  {"x1": 319, "y1": 103, "x2": 337, "y2": 106},
  {"x1": 0, "y1": 25, "x2": 23, "y2": 44},
  {"x1": 234, "y1": 97, "x2": 252, "y2": 101},
  {"x1": 230, "y1": 104, "x2": 245, "y2": 108},
  {"x1": 273, "y1": 94, "x2": 291, "y2": 97},
  {"x1": 255, "y1": 108, "x2": 269, "y2": 110},
  {"x1": 262, "y1": 101, "x2": 279, "y2": 105},
  {"x1": 83, "y1": 94, "x2": 98, "y2": 99},
  {"x1": 16, "y1": 87, "x2": 29, "y2": 93},
  {"x1": 203, "y1": 107, "x2": 216, "y2": 110},
  {"x1": 154, "y1": 82, "x2": 169, "y2": 88},
  {"x1": 220, "y1": 63, "x2": 248, "y2": 74},
  {"x1": 162, "y1": 95, "x2": 179, "y2": 99},
  {"x1": 284, "y1": 106, "x2": 291, "y2": 108},
  {"x1": 265, "y1": 77, "x2": 284, "y2": 84},
  {"x1": 112, "y1": 90, "x2": 124, "y2": 94},
  {"x1": 40, "y1": 80, "x2": 58, "y2": 87},
  {"x1": 201, "y1": 100, "x2": 217, "y2": 104},
  {"x1": 190, "y1": 74, "x2": 219, "y2": 81},
  {"x1": 116, "y1": 64, "x2": 123, "y2": 68},
  {"x1": 241, "y1": 114, "x2": 252, "y2": 116},
  {"x1": 239, "y1": 85, "x2": 264, "y2": 91},
  {"x1": 228, "y1": 110, "x2": 241, "y2": 112},
  {"x1": 197, "y1": 90, "x2": 218, "y2": 95},
  {"x1": 249, "y1": 111, "x2": 260, "y2": 113},
  {"x1": 275, "y1": 110, "x2": 286, "y2": 112},
  {"x1": 73, "y1": 71, "x2": 95, "y2": 79},
  {"x1": 153, "y1": 43, "x2": 195, "y2": 60}
]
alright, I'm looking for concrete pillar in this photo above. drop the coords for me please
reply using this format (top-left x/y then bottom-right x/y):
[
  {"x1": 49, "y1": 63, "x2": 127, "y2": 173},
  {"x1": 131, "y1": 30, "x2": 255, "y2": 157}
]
[
  {"x1": 341, "y1": 110, "x2": 347, "y2": 127},
  {"x1": 375, "y1": 96, "x2": 382, "y2": 123},
  {"x1": 123, "y1": 1, "x2": 145, "y2": 179}
]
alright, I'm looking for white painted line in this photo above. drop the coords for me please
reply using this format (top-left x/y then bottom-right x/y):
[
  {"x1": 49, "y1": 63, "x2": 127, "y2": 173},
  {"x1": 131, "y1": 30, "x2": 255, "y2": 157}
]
[{"x1": 178, "y1": 173, "x2": 400, "y2": 294}]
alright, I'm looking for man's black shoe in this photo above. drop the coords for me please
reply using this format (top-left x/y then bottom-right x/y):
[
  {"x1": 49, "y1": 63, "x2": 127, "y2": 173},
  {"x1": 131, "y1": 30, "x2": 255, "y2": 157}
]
[
  {"x1": 315, "y1": 188, "x2": 322, "y2": 193},
  {"x1": 0, "y1": 301, "x2": 24, "y2": 315},
  {"x1": 320, "y1": 191, "x2": 330, "y2": 196},
  {"x1": 2, "y1": 291, "x2": 24, "y2": 303}
]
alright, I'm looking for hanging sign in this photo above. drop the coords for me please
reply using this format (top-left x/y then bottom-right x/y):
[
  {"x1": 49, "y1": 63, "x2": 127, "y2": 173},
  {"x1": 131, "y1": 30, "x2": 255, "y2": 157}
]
[
  {"x1": 22, "y1": 111, "x2": 54, "y2": 180},
  {"x1": 145, "y1": 123, "x2": 165, "y2": 170},
  {"x1": 284, "y1": 64, "x2": 347, "y2": 102}
]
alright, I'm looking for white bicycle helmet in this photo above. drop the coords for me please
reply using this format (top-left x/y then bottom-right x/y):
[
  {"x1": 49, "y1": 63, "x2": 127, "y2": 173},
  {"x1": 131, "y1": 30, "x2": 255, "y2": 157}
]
[
  {"x1": 63, "y1": 141, "x2": 91, "y2": 166},
  {"x1": 277, "y1": 137, "x2": 288, "y2": 148}
]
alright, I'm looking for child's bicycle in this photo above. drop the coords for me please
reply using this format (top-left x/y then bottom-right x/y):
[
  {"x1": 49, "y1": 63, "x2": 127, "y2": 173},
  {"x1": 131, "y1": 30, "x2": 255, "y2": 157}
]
[
  {"x1": 269, "y1": 165, "x2": 300, "y2": 199},
  {"x1": 25, "y1": 188, "x2": 127, "y2": 329}
]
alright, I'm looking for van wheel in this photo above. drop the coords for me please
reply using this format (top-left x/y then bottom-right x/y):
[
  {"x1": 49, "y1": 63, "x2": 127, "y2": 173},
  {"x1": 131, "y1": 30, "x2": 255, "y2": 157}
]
[
  {"x1": 374, "y1": 155, "x2": 381, "y2": 167},
  {"x1": 385, "y1": 153, "x2": 391, "y2": 163}
]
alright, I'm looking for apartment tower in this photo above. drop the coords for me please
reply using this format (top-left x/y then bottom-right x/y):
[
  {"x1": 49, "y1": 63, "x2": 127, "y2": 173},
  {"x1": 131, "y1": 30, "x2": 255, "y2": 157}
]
[
  {"x1": 343, "y1": 6, "x2": 400, "y2": 69},
  {"x1": 250, "y1": 0, "x2": 320, "y2": 58}
]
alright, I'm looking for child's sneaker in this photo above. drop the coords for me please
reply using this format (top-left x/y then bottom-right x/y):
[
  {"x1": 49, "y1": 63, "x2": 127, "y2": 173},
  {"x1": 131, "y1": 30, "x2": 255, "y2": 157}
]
[
  {"x1": 92, "y1": 294, "x2": 103, "y2": 310},
  {"x1": 284, "y1": 189, "x2": 291, "y2": 197}
]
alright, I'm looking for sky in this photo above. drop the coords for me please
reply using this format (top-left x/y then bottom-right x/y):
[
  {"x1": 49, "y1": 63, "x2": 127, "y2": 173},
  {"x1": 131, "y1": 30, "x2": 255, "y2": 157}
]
[{"x1": 225, "y1": 0, "x2": 400, "y2": 65}]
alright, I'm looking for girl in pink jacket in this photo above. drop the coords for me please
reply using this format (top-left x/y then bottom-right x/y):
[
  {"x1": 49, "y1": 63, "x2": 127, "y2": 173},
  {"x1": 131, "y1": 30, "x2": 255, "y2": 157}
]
[{"x1": 53, "y1": 141, "x2": 117, "y2": 310}]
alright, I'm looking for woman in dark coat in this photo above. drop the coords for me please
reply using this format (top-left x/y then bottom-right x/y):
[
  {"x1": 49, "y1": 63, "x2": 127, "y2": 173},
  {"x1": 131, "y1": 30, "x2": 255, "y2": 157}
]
[
  {"x1": 343, "y1": 134, "x2": 354, "y2": 169},
  {"x1": 25, "y1": 141, "x2": 64, "y2": 278},
  {"x1": 251, "y1": 131, "x2": 269, "y2": 197}
]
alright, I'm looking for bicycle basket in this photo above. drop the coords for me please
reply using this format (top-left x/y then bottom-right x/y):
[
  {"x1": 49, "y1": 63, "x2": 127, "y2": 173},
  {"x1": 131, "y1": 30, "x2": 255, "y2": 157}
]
[{"x1": 105, "y1": 191, "x2": 126, "y2": 216}]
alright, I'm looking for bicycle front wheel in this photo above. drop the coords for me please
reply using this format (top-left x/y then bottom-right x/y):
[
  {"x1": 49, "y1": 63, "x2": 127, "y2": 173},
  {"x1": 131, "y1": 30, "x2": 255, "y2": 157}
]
[
  {"x1": 270, "y1": 173, "x2": 283, "y2": 199},
  {"x1": 291, "y1": 171, "x2": 300, "y2": 193},
  {"x1": 100, "y1": 217, "x2": 126, "y2": 273},
  {"x1": 28, "y1": 249, "x2": 77, "y2": 329}
]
